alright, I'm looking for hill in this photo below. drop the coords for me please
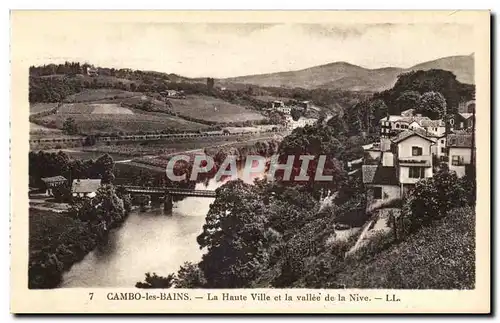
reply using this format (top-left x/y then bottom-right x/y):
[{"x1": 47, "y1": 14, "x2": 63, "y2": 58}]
[
  {"x1": 221, "y1": 55, "x2": 474, "y2": 91},
  {"x1": 338, "y1": 206, "x2": 475, "y2": 289}
]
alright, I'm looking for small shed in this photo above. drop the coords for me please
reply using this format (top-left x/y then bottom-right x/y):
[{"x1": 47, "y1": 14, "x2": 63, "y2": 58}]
[
  {"x1": 40, "y1": 176, "x2": 67, "y2": 196},
  {"x1": 72, "y1": 179, "x2": 102, "y2": 199}
]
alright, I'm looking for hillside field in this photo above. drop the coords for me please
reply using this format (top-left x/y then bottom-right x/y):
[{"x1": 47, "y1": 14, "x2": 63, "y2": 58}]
[
  {"x1": 168, "y1": 95, "x2": 265, "y2": 123},
  {"x1": 64, "y1": 89, "x2": 142, "y2": 103},
  {"x1": 30, "y1": 103, "x2": 59, "y2": 115},
  {"x1": 38, "y1": 111, "x2": 207, "y2": 134}
]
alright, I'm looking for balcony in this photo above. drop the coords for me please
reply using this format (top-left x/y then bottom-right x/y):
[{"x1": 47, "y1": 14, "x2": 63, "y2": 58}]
[{"x1": 398, "y1": 155, "x2": 432, "y2": 167}]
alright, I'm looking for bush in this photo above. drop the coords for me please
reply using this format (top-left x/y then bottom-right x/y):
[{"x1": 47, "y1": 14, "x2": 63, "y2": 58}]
[
  {"x1": 337, "y1": 206, "x2": 475, "y2": 289},
  {"x1": 402, "y1": 168, "x2": 468, "y2": 233},
  {"x1": 136, "y1": 273, "x2": 174, "y2": 289}
]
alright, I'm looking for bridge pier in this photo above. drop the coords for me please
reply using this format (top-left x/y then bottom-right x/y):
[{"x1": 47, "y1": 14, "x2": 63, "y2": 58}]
[{"x1": 163, "y1": 192, "x2": 173, "y2": 213}]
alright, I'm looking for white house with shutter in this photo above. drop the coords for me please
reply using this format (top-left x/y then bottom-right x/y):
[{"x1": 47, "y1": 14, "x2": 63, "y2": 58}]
[
  {"x1": 447, "y1": 133, "x2": 473, "y2": 178},
  {"x1": 390, "y1": 130, "x2": 434, "y2": 194}
]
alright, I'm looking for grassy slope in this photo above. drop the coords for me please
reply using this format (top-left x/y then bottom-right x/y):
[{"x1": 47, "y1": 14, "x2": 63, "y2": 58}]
[
  {"x1": 30, "y1": 103, "x2": 59, "y2": 114},
  {"x1": 337, "y1": 206, "x2": 475, "y2": 289},
  {"x1": 40, "y1": 110, "x2": 208, "y2": 134},
  {"x1": 64, "y1": 89, "x2": 142, "y2": 103},
  {"x1": 168, "y1": 95, "x2": 265, "y2": 123}
]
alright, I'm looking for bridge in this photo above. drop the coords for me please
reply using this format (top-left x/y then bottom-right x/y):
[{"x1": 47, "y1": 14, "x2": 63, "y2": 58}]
[
  {"x1": 121, "y1": 185, "x2": 216, "y2": 198},
  {"x1": 120, "y1": 185, "x2": 216, "y2": 212}
]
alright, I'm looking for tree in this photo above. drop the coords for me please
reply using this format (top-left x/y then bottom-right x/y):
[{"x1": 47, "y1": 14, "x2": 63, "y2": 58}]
[
  {"x1": 94, "y1": 154, "x2": 115, "y2": 184},
  {"x1": 416, "y1": 91, "x2": 447, "y2": 119},
  {"x1": 136, "y1": 273, "x2": 174, "y2": 288},
  {"x1": 290, "y1": 108, "x2": 302, "y2": 121},
  {"x1": 52, "y1": 184, "x2": 72, "y2": 203},
  {"x1": 268, "y1": 111, "x2": 286, "y2": 125},
  {"x1": 402, "y1": 168, "x2": 468, "y2": 233},
  {"x1": 197, "y1": 180, "x2": 274, "y2": 288},
  {"x1": 173, "y1": 262, "x2": 207, "y2": 288},
  {"x1": 62, "y1": 117, "x2": 78, "y2": 135},
  {"x1": 395, "y1": 90, "x2": 421, "y2": 114}
]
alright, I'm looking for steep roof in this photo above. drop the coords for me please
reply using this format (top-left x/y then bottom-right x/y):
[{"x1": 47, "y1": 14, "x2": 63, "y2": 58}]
[
  {"x1": 380, "y1": 115, "x2": 404, "y2": 123},
  {"x1": 391, "y1": 129, "x2": 435, "y2": 144},
  {"x1": 380, "y1": 115, "x2": 431, "y2": 125},
  {"x1": 459, "y1": 113, "x2": 473, "y2": 120},
  {"x1": 400, "y1": 108, "x2": 415, "y2": 117},
  {"x1": 420, "y1": 119, "x2": 445, "y2": 127},
  {"x1": 362, "y1": 165, "x2": 399, "y2": 185},
  {"x1": 41, "y1": 175, "x2": 67, "y2": 184},
  {"x1": 447, "y1": 133, "x2": 473, "y2": 148},
  {"x1": 404, "y1": 116, "x2": 432, "y2": 125},
  {"x1": 72, "y1": 179, "x2": 102, "y2": 193}
]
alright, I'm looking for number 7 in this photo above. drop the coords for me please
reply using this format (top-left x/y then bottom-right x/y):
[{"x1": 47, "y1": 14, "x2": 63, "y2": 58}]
[{"x1": 89, "y1": 292, "x2": 94, "y2": 300}]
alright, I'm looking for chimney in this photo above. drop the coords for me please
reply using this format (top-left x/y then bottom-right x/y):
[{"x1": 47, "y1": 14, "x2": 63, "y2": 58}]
[{"x1": 380, "y1": 137, "x2": 391, "y2": 152}]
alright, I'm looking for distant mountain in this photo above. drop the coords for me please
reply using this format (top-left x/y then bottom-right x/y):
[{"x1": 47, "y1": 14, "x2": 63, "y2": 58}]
[
  {"x1": 220, "y1": 54, "x2": 474, "y2": 92},
  {"x1": 409, "y1": 54, "x2": 474, "y2": 85}
]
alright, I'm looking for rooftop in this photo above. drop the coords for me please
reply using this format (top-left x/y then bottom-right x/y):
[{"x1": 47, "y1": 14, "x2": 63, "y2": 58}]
[
  {"x1": 72, "y1": 179, "x2": 102, "y2": 193},
  {"x1": 41, "y1": 175, "x2": 67, "y2": 184},
  {"x1": 459, "y1": 113, "x2": 473, "y2": 120},
  {"x1": 420, "y1": 119, "x2": 445, "y2": 127},
  {"x1": 362, "y1": 165, "x2": 399, "y2": 186},
  {"x1": 391, "y1": 129, "x2": 435, "y2": 144},
  {"x1": 447, "y1": 133, "x2": 473, "y2": 148}
]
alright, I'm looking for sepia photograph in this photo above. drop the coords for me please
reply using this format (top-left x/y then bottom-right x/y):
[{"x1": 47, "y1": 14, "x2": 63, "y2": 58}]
[{"x1": 10, "y1": 10, "x2": 490, "y2": 314}]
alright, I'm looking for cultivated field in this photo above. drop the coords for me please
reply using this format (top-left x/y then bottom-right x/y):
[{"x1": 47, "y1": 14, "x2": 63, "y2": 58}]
[
  {"x1": 30, "y1": 103, "x2": 59, "y2": 115},
  {"x1": 168, "y1": 95, "x2": 265, "y2": 123},
  {"x1": 64, "y1": 89, "x2": 141, "y2": 103},
  {"x1": 38, "y1": 110, "x2": 207, "y2": 134},
  {"x1": 30, "y1": 122, "x2": 63, "y2": 134}
]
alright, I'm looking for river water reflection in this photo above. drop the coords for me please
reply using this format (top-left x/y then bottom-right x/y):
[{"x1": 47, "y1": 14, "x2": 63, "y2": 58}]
[
  {"x1": 61, "y1": 179, "x2": 220, "y2": 288},
  {"x1": 61, "y1": 167, "x2": 266, "y2": 288}
]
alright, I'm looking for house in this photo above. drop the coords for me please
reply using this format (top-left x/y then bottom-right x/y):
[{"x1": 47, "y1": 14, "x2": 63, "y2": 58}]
[
  {"x1": 431, "y1": 134, "x2": 448, "y2": 161},
  {"x1": 72, "y1": 179, "x2": 102, "y2": 198},
  {"x1": 380, "y1": 115, "x2": 430, "y2": 136},
  {"x1": 456, "y1": 113, "x2": 474, "y2": 130},
  {"x1": 362, "y1": 165, "x2": 400, "y2": 211},
  {"x1": 391, "y1": 130, "x2": 434, "y2": 194},
  {"x1": 284, "y1": 116, "x2": 317, "y2": 130},
  {"x1": 162, "y1": 89, "x2": 185, "y2": 99},
  {"x1": 447, "y1": 133, "x2": 473, "y2": 178},
  {"x1": 458, "y1": 100, "x2": 475, "y2": 114},
  {"x1": 362, "y1": 142, "x2": 381, "y2": 161},
  {"x1": 419, "y1": 119, "x2": 446, "y2": 137},
  {"x1": 271, "y1": 101, "x2": 291, "y2": 115},
  {"x1": 86, "y1": 67, "x2": 98, "y2": 77},
  {"x1": 40, "y1": 176, "x2": 67, "y2": 196}
]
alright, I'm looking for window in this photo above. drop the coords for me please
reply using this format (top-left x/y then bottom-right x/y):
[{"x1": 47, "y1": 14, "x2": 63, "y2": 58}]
[
  {"x1": 409, "y1": 167, "x2": 425, "y2": 178},
  {"x1": 373, "y1": 187, "x2": 382, "y2": 199},
  {"x1": 452, "y1": 155, "x2": 464, "y2": 166},
  {"x1": 412, "y1": 146, "x2": 423, "y2": 156},
  {"x1": 441, "y1": 139, "x2": 445, "y2": 144},
  {"x1": 441, "y1": 147, "x2": 446, "y2": 153},
  {"x1": 396, "y1": 124, "x2": 400, "y2": 128}
]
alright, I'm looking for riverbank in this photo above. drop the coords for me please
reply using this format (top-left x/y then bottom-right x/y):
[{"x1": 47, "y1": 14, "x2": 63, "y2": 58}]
[{"x1": 28, "y1": 188, "x2": 130, "y2": 289}]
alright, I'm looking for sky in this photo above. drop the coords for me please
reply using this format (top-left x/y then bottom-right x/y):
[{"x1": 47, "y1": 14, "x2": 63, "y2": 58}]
[{"x1": 22, "y1": 20, "x2": 474, "y2": 78}]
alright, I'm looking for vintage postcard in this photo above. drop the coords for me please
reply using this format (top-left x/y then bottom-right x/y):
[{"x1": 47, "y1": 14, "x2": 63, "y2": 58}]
[{"x1": 10, "y1": 10, "x2": 491, "y2": 314}]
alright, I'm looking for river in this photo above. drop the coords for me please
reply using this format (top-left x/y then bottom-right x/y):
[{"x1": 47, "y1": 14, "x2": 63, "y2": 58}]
[{"x1": 61, "y1": 168, "x2": 264, "y2": 288}]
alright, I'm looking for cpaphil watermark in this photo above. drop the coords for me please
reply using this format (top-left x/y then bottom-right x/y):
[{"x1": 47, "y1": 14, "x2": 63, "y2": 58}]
[{"x1": 165, "y1": 154, "x2": 334, "y2": 182}]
